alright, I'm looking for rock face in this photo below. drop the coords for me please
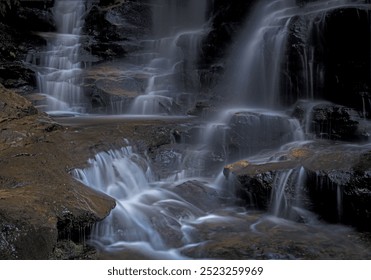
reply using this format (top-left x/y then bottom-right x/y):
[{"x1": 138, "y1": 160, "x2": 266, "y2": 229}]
[
  {"x1": 283, "y1": 7, "x2": 371, "y2": 118},
  {"x1": 305, "y1": 148, "x2": 371, "y2": 231},
  {"x1": 205, "y1": 110, "x2": 302, "y2": 163},
  {"x1": 83, "y1": 0, "x2": 151, "y2": 62},
  {"x1": 292, "y1": 100, "x2": 370, "y2": 141},
  {"x1": 224, "y1": 142, "x2": 371, "y2": 231},
  {"x1": 0, "y1": 85, "x2": 115, "y2": 259},
  {"x1": 0, "y1": 2, "x2": 54, "y2": 91}
]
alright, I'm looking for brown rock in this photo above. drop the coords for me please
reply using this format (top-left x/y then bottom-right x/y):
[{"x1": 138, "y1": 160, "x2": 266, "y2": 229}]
[{"x1": 0, "y1": 85, "x2": 115, "y2": 259}]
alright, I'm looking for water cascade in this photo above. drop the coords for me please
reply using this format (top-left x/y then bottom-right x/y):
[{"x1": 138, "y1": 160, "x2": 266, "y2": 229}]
[
  {"x1": 129, "y1": 0, "x2": 209, "y2": 115},
  {"x1": 72, "y1": 144, "x2": 228, "y2": 259},
  {"x1": 67, "y1": 0, "x2": 371, "y2": 259},
  {"x1": 224, "y1": 0, "x2": 370, "y2": 108},
  {"x1": 33, "y1": 0, "x2": 88, "y2": 115}
]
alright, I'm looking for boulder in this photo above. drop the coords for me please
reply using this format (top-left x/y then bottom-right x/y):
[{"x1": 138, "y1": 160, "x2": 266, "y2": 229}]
[
  {"x1": 210, "y1": 110, "x2": 303, "y2": 162},
  {"x1": 223, "y1": 158, "x2": 302, "y2": 210}
]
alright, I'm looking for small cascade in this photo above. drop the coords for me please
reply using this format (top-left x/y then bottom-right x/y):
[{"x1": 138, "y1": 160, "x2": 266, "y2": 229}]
[
  {"x1": 63, "y1": 0, "x2": 371, "y2": 259},
  {"x1": 129, "y1": 0, "x2": 208, "y2": 115},
  {"x1": 71, "y1": 141, "x2": 371, "y2": 259},
  {"x1": 72, "y1": 144, "x2": 215, "y2": 258},
  {"x1": 270, "y1": 166, "x2": 312, "y2": 221},
  {"x1": 199, "y1": 108, "x2": 305, "y2": 165},
  {"x1": 32, "y1": 0, "x2": 88, "y2": 115}
]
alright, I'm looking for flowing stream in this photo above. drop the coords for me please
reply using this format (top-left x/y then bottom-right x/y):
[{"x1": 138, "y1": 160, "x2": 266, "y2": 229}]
[{"x1": 33, "y1": 0, "x2": 371, "y2": 258}]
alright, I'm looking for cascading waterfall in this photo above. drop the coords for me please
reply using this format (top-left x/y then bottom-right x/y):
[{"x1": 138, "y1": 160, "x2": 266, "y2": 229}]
[
  {"x1": 224, "y1": 0, "x2": 369, "y2": 107},
  {"x1": 129, "y1": 0, "x2": 208, "y2": 115},
  {"x1": 35, "y1": 0, "x2": 88, "y2": 115},
  {"x1": 210, "y1": 0, "x2": 370, "y2": 218},
  {"x1": 67, "y1": 0, "x2": 371, "y2": 259},
  {"x1": 72, "y1": 144, "x2": 226, "y2": 259}
]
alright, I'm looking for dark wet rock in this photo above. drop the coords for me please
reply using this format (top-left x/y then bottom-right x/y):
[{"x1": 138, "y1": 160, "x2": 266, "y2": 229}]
[
  {"x1": 83, "y1": 1, "x2": 151, "y2": 61},
  {"x1": 167, "y1": 180, "x2": 222, "y2": 212},
  {"x1": 149, "y1": 144, "x2": 184, "y2": 179},
  {"x1": 200, "y1": 0, "x2": 256, "y2": 67},
  {"x1": 283, "y1": 7, "x2": 371, "y2": 118},
  {"x1": 81, "y1": 61, "x2": 148, "y2": 113},
  {"x1": 224, "y1": 159, "x2": 301, "y2": 210},
  {"x1": 0, "y1": 3, "x2": 55, "y2": 92},
  {"x1": 211, "y1": 111, "x2": 301, "y2": 161},
  {"x1": 292, "y1": 100, "x2": 370, "y2": 141},
  {"x1": 224, "y1": 142, "x2": 371, "y2": 231},
  {"x1": 304, "y1": 147, "x2": 371, "y2": 231},
  {"x1": 187, "y1": 101, "x2": 213, "y2": 117},
  {"x1": 50, "y1": 240, "x2": 97, "y2": 260},
  {"x1": 181, "y1": 210, "x2": 371, "y2": 259}
]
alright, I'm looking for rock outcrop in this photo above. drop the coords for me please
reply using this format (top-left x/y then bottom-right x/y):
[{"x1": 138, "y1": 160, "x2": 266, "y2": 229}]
[
  {"x1": 292, "y1": 100, "x2": 370, "y2": 141},
  {"x1": 0, "y1": 1, "x2": 54, "y2": 91},
  {"x1": 0, "y1": 85, "x2": 115, "y2": 259},
  {"x1": 283, "y1": 7, "x2": 371, "y2": 118},
  {"x1": 224, "y1": 142, "x2": 371, "y2": 230},
  {"x1": 83, "y1": 0, "x2": 151, "y2": 61}
]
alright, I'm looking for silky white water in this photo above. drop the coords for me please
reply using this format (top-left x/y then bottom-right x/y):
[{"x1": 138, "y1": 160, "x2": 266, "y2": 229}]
[
  {"x1": 35, "y1": 0, "x2": 88, "y2": 114},
  {"x1": 67, "y1": 0, "x2": 371, "y2": 259},
  {"x1": 129, "y1": 0, "x2": 209, "y2": 115}
]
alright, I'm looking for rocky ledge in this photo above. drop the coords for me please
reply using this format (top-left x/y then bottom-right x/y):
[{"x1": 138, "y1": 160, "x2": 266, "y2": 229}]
[
  {"x1": 224, "y1": 141, "x2": 371, "y2": 231},
  {"x1": 0, "y1": 84, "x2": 116, "y2": 259},
  {"x1": 0, "y1": 84, "x2": 195, "y2": 259}
]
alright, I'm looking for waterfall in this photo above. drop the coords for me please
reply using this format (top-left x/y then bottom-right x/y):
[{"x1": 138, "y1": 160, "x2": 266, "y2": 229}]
[
  {"x1": 36, "y1": 0, "x2": 88, "y2": 115},
  {"x1": 66, "y1": 0, "x2": 371, "y2": 259},
  {"x1": 223, "y1": 0, "x2": 369, "y2": 108},
  {"x1": 72, "y1": 144, "x2": 215, "y2": 258},
  {"x1": 129, "y1": 0, "x2": 209, "y2": 115}
]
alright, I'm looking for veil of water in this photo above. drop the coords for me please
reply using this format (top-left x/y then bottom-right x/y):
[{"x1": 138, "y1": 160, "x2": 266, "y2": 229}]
[
  {"x1": 129, "y1": 0, "x2": 209, "y2": 115},
  {"x1": 33, "y1": 0, "x2": 88, "y2": 115},
  {"x1": 64, "y1": 0, "x2": 371, "y2": 259},
  {"x1": 224, "y1": 0, "x2": 369, "y2": 108}
]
